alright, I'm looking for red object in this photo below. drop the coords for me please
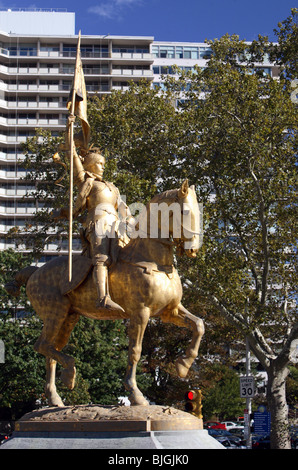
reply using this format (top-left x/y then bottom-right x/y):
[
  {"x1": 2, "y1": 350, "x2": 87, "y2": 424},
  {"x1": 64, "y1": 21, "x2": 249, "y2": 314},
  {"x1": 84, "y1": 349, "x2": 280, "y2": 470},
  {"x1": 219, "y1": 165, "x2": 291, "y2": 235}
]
[
  {"x1": 204, "y1": 421, "x2": 226, "y2": 430},
  {"x1": 187, "y1": 391, "x2": 194, "y2": 400}
]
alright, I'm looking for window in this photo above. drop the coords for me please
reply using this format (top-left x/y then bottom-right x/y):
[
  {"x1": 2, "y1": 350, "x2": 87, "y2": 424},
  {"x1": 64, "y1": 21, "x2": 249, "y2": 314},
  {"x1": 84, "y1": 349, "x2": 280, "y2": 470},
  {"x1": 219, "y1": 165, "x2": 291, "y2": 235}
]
[
  {"x1": 153, "y1": 66, "x2": 174, "y2": 75},
  {"x1": 86, "y1": 81, "x2": 109, "y2": 91},
  {"x1": 40, "y1": 44, "x2": 59, "y2": 52},
  {"x1": 199, "y1": 47, "x2": 212, "y2": 59},
  {"x1": 160, "y1": 46, "x2": 175, "y2": 58},
  {"x1": 153, "y1": 82, "x2": 167, "y2": 91},
  {"x1": 152, "y1": 46, "x2": 159, "y2": 58},
  {"x1": 136, "y1": 47, "x2": 149, "y2": 54},
  {"x1": 175, "y1": 47, "x2": 184, "y2": 58},
  {"x1": 81, "y1": 45, "x2": 108, "y2": 58},
  {"x1": 62, "y1": 80, "x2": 72, "y2": 90},
  {"x1": 19, "y1": 44, "x2": 37, "y2": 56},
  {"x1": 187, "y1": 47, "x2": 199, "y2": 59},
  {"x1": 63, "y1": 45, "x2": 76, "y2": 57}
]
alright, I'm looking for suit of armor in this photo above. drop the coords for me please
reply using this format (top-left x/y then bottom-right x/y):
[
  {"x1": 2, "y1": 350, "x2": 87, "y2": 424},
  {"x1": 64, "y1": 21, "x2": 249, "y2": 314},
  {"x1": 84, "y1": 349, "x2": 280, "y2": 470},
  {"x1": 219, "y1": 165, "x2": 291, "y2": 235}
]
[{"x1": 57, "y1": 139, "x2": 133, "y2": 313}]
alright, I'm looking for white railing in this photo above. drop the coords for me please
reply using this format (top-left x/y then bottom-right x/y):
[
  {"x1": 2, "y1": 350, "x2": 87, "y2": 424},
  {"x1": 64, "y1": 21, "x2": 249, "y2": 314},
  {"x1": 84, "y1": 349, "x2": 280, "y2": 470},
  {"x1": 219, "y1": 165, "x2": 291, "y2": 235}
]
[
  {"x1": 6, "y1": 100, "x2": 63, "y2": 108},
  {"x1": 0, "y1": 169, "x2": 28, "y2": 178},
  {"x1": 0, "y1": 152, "x2": 24, "y2": 160},
  {"x1": 112, "y1": 69, "x2": 153, "y2": 76},
  {"x1": 111, "y1": 52, "x2": 153, "y2": 60},
  {"x1": 0, "y1": 135, "x2": 45, "y2": 144},
  {"x1": 0, "y1": 188, "x2": 33, "y2": 196},
  {"x1": 0, "y1": 206, "x2": 36, "y2": 215}
]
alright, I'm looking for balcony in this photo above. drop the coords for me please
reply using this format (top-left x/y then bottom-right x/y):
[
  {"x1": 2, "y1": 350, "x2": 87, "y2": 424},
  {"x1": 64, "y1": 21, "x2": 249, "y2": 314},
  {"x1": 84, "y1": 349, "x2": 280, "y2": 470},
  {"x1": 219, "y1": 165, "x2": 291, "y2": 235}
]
[
  {"x1": 0, "y1": 186, "x2": 35, "y2": 197},
  {"x1": 0, "y1": 134, "x2": 45, "y2": 144},
  {"x1": 0, "y1": 169, "x2": 29, "y2": 179},
  {"x1": 111, "y1": 68, "x2": 153, "y2": 77},
  {"x1": 111, "y1": 52, "x2": 153, "y2": 60},
  {"x1": 0, "y1": 205, "x2": 36, "y2": 215},
  {"x1": 0, "y1": 151, "x2": 25, "y2": 161},
  {"x1": 0, "y1": 117, "x2": 66, "y2": 128},
  {"x1": 4, "y1": 99, "x2": 64, "y2": 109},
  {"x1": 6, "y1": 83, "x2": 64, "y2": 92}
]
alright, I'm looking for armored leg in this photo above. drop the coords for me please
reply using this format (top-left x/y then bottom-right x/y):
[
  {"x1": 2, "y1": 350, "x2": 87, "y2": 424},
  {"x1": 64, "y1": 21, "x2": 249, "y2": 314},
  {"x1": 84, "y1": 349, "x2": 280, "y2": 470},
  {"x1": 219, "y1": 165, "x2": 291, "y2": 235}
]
[
  {"x1": 93, "y1": 263, "x2": 124, "y2": 313},
  {"x1": 87, "y1": 227, "x2": 124, "y2": 313}
]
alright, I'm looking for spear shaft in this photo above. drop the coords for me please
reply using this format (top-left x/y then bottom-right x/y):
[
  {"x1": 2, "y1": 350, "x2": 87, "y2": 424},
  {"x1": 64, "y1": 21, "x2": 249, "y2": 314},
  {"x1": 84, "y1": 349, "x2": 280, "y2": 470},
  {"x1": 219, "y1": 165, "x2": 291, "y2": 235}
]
[{"x1": 68, "y1": 31, "x2": 81, "y2": 282}]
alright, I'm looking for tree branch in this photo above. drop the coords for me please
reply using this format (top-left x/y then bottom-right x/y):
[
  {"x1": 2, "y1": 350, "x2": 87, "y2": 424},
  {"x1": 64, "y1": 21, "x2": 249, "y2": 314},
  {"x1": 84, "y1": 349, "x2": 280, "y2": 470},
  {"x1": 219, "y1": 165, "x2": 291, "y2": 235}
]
[
  {"x1": 247, "y1": 158, "x2": 270, "y2": 307},
  {"x1": 207, "y1": 292, "x2": 276, "y2": 368}
]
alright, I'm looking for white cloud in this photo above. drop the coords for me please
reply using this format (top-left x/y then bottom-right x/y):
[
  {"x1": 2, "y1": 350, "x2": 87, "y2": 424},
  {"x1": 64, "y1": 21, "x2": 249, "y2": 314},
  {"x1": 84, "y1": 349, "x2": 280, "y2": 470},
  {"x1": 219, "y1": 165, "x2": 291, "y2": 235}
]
[
  {"x1": 88, "y1": 0, "x2": 144, "y2": 20},
  {"x1": 88, "y1": 3, "x2": 115, "y2": 19}
]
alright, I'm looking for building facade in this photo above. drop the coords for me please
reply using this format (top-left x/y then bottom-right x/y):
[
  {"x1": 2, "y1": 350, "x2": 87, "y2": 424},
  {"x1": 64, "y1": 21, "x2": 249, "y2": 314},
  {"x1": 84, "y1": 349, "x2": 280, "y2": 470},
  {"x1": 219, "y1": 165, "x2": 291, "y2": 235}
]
[{"x1": 0, "y1": 9, "x2": 276, "y2": 260}]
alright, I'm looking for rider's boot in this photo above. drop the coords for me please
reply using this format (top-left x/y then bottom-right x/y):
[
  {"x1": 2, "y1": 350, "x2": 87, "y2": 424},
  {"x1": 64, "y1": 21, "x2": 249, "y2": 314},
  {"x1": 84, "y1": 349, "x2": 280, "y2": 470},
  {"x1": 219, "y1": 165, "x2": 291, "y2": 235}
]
[{"x1": 93, "y1": 264, "x2": 124, "y2": 313}]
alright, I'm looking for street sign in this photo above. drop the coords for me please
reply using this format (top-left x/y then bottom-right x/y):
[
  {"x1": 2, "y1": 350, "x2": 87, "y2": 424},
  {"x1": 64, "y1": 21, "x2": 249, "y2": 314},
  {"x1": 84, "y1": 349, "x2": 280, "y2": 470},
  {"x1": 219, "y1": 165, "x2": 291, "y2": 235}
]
[
  {"x1": 240, "y1": 376, "x2": 255, "y2": 398},
  {"x1": 254, "y1": 411, "x2": 271, "y2": 435}
]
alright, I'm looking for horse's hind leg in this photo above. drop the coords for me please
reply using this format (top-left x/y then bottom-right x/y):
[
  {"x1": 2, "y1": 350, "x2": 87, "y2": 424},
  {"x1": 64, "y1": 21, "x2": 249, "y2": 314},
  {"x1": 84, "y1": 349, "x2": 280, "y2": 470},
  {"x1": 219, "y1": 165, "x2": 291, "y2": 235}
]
[
  {"x1": 45, "y1": 358, "x2": 63, "y2": 407},
  {"x1": 161, "y1": 303, "x2": 204, "y2": 378},
  {"x1": 44, "y1": 312, "x2": 80, "y2": 407},
  {"x1": 34, "y1": 304, "x2": 78, "y2": 399}
]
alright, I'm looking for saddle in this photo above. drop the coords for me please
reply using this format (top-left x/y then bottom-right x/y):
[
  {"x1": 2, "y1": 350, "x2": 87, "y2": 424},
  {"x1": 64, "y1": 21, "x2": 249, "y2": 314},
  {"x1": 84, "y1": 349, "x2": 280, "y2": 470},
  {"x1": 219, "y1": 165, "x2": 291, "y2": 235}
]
[
  {"x1": 60, "y1": 255, "x2": 93, "y2": 295},
  {"x1": 59, "y1": 228, "x2": 123, "y2": 295}
]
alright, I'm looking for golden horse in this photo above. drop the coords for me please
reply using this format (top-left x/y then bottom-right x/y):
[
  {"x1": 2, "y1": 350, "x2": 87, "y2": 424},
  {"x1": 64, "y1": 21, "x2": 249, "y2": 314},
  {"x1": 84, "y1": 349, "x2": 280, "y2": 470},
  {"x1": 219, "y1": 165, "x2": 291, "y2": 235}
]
[{"x1": 6, "y1": 180, "x2": 204, "y2": 407}]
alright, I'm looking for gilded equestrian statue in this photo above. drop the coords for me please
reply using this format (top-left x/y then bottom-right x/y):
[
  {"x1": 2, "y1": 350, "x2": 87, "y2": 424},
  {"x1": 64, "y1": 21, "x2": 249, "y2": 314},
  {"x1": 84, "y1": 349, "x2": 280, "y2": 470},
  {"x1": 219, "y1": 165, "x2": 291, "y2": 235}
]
[{"x1": 6, "y1": 180, "x2": 204, "y2": 407}]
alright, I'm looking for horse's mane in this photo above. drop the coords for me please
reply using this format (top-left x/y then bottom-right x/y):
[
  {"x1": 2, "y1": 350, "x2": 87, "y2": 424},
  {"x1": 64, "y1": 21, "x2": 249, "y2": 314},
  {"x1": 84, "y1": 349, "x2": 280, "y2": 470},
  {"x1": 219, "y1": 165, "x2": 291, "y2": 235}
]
[
  {"x1": 119, "y1": 188, "x2": 180, "y2": 254},
  {"x1": 148, "y1": 188, "x2": 179, "y2": 206}
]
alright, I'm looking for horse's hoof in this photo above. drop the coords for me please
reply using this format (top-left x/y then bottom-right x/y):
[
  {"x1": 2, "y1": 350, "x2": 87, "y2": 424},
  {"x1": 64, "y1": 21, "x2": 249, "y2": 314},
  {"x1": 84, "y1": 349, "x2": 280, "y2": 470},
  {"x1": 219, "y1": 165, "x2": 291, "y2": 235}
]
[
  {"x1": 129, "y1": 393, "x2": 149, "y2": 406},
  {"x1": 50, "y1": 396, "x2": 64, "y2": 407},
  {"x1": 60, "y1": 366, "x2": 76, "y2": 390},
  {"x1": 175, "y1": 358, "x2": 189, "y2": 378},
  {"x1": 45, "y1": 387, "x2": 65, "y2": 407}
]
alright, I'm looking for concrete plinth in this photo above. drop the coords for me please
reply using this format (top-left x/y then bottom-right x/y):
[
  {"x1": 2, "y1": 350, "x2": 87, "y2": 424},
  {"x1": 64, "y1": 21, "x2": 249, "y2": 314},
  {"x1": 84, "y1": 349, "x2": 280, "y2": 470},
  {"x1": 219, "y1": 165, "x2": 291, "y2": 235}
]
[{"x1": 1, "y1": 404, "x2": 224, "y2": 449}]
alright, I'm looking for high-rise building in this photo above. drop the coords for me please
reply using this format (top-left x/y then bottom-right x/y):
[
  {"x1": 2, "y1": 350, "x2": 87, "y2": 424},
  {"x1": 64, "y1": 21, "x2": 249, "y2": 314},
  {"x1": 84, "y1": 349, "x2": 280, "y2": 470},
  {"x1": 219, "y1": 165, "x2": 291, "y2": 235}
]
[{"x1": 0, "y1": 9, "x2": 276, "y2": 260}]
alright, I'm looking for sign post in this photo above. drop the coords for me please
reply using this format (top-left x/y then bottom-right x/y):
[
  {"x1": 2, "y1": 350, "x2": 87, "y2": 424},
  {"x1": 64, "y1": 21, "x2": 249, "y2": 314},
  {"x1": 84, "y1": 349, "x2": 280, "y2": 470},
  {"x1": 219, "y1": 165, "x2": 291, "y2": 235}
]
[
  {"x1": 240, "y1": 337, "x2": 255, "y2": 448},
  {"x1": 240, "y1": 375, "x2": 255, "y2": 448}
]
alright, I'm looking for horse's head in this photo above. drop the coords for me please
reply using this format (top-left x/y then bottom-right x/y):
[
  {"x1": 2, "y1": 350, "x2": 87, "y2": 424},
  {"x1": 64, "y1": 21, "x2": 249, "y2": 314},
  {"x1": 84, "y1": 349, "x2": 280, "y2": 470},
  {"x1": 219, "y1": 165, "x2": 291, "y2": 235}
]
[
  {"x1": 175, "y1": 179, "x2": 203, "y2": 258},
  {"x1": 134, "y1": 180, "x2": 202, "y2": 258}
]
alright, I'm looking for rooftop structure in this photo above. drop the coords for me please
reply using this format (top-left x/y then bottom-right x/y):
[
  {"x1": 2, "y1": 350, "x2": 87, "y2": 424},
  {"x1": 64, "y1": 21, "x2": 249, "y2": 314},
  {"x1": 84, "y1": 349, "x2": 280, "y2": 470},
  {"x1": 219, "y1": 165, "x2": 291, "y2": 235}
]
[{"x1": 0, "y1": 8, "x2": 75, "y2": 36}]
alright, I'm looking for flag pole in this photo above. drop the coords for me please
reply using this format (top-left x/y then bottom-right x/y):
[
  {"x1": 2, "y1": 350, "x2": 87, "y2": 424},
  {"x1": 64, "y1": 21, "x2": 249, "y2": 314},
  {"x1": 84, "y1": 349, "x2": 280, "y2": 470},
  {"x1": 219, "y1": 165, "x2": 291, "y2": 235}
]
[{"x1": 68, "y1": 30, "x2": 81, "y2": 282}]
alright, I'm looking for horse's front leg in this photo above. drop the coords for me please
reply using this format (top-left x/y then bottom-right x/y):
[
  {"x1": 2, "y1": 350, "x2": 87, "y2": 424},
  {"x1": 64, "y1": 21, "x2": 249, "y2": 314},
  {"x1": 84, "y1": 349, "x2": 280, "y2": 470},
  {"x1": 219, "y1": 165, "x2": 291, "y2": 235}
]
[
  {"x1": 161, "y1": 303, "x2": 205, "y2": 378},
  {"x1": 125, "y1": 308, "x2": 150, "y2": 406}
]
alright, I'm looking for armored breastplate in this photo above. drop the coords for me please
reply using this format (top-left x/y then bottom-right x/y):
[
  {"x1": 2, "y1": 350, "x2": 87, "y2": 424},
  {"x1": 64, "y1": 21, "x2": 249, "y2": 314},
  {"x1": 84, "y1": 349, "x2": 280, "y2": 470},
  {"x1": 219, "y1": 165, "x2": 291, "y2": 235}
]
[{"x1": 86, "y1": 181, "x2": 118, "y2": 211}]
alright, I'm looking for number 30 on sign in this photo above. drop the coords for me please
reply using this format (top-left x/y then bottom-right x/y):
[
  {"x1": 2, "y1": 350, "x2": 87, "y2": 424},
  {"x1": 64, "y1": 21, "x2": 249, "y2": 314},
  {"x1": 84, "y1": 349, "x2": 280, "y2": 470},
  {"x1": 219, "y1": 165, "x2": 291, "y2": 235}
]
[{"x1": 240, "y1": 376, "x2": 255, "y2": 398}]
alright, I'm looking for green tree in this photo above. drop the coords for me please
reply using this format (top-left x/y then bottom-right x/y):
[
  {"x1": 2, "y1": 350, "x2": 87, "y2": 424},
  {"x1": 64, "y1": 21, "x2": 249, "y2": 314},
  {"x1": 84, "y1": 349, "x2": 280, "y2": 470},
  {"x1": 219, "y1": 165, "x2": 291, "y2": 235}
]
[
  {"x1": 164, "y1": 31, "x2": 297, "y2": 448},
  {"x1": 0, "y1": 250, "x2": 44, "y2": 419},
  {"x1": 62, "y1": 317, "x2": 151, "y2": 405},
  {"x1": 202, "y1": 365, "x2": 245, "y2": 421},
  {"x1": 88, "y1": 80, "x2": 180, "y2": 197},
  {"x1": 271, "y1": 8, "x2": 298, "y2": 81}
]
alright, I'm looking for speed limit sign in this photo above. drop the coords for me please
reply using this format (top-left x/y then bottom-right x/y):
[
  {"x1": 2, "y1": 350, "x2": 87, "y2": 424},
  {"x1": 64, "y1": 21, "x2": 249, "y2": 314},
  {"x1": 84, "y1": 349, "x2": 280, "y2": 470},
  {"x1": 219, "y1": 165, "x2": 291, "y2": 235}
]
[{"x1": 240, "y1": 376, "x2": 255, "y2": 398}]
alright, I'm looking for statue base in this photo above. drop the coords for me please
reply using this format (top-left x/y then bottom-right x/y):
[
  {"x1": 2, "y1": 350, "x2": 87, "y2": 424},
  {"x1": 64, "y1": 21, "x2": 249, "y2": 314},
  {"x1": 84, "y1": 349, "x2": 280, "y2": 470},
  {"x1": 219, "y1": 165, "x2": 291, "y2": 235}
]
[{"x1": 2, "y1": 404, "x2": 224, "y2": 449}]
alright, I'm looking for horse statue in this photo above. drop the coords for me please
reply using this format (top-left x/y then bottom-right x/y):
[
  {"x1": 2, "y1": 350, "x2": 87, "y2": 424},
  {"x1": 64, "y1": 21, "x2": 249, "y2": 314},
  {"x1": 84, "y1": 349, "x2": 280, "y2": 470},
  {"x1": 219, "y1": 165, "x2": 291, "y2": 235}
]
[{"x1": 6, "y1": 180, "x2": 204, "y2": 407}]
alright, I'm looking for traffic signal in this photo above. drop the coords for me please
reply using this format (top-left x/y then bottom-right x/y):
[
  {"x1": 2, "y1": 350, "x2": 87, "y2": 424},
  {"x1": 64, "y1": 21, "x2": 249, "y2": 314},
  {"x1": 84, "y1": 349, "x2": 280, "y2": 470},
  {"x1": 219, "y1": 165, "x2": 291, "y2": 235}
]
[{"x1": 185, "y1": 389, "x2": 203, "y2": 419}]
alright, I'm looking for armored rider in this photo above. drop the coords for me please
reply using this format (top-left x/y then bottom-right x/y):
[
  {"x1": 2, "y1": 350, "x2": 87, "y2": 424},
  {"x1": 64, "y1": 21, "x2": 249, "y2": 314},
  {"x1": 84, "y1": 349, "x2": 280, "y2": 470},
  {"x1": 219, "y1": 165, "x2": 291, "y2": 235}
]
[{"x1": 56, "y1": 118, "x2": 134, "y2": 314}]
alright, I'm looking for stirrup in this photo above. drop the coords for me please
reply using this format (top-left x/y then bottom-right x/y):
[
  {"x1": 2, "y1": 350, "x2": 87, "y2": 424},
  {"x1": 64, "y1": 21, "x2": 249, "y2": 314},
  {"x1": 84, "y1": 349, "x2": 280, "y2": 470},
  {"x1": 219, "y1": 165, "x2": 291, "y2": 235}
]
[{"x1": 96, "y1": 295, "x2": 124, "y2": 313}]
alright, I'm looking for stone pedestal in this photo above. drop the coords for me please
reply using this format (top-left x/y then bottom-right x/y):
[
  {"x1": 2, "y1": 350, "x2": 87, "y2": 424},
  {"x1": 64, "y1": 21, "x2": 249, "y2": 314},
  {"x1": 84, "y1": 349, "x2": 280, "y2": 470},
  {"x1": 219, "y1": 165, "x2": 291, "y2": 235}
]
[{"x1": 1, "y1": 405, "x2": 224, "y2": 449}]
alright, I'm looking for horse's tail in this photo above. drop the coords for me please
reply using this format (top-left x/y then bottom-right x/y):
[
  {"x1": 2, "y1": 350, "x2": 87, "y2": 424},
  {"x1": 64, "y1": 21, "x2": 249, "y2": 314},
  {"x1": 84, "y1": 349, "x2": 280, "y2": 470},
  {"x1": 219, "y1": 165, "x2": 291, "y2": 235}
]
[{"x1": 5, "y1": 266, "x2": 38, "y2": 297}]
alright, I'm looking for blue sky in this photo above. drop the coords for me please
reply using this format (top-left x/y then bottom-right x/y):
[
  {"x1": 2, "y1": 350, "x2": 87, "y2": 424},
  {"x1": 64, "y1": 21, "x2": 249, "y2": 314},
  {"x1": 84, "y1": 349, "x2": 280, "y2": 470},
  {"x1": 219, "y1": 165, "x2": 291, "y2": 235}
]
[{"x1": 2, "y1": 0, "x2": 295, "y2": 41}]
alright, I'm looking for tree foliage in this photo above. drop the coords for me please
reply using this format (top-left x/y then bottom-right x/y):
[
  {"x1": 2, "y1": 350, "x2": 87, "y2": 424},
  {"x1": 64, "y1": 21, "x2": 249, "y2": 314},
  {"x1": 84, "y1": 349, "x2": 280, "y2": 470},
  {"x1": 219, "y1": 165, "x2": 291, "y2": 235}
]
[
  {"x1": 271, "y1": 7, "x2": 298, "y2": 81},
  {"x1": 202, "y1": 365, "x2": 246, "y2": 421},
  {"x1": 163, "y1": 28, "x2": 297, "y2": 449}
]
